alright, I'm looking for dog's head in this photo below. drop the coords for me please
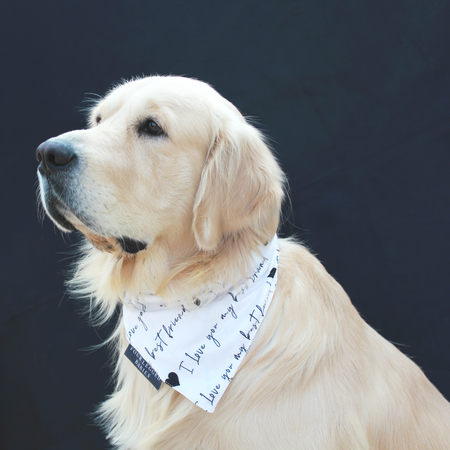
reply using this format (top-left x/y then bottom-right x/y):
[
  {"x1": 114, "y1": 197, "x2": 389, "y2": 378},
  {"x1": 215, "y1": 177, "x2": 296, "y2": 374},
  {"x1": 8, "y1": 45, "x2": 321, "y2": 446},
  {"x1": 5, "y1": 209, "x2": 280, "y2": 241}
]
[{"x1": 36, "y1": 76, "x2": 285, "y2": 257}]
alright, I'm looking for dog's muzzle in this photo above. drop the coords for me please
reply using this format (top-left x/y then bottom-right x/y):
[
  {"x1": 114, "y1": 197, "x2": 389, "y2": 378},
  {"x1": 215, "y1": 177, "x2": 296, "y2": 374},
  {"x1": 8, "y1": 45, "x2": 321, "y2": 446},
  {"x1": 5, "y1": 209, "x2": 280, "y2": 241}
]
[{"x1": 36, "y1": 139, "x2": 148, "y2": 254}]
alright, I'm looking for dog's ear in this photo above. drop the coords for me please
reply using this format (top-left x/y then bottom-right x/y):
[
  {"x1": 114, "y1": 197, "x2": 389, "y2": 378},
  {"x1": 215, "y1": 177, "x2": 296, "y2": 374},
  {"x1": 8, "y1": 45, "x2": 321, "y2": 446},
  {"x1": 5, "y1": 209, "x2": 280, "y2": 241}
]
[{"x1": 192, "y1": 119, "x2": 285, "y2": 251}]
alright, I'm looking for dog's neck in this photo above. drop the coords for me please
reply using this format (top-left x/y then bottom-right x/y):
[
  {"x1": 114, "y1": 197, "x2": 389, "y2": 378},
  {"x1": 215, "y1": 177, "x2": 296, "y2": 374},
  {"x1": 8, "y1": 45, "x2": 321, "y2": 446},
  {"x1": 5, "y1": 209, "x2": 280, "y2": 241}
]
[{"x1": 69, "y1": 229, "x2": 268, "y2": 323}]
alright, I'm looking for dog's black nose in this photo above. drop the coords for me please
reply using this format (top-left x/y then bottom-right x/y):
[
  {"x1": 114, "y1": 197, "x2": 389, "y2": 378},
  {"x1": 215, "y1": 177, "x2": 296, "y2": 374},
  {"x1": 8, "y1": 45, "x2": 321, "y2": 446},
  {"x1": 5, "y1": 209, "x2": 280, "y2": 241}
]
[{"x1": 36, "y1": 140, "x2": 77, "y2": 177}]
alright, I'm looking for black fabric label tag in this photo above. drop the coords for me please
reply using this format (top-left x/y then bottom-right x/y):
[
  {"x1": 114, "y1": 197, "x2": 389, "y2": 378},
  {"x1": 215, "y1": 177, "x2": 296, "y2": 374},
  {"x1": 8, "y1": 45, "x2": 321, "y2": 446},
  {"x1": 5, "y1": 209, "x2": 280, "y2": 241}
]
[{"x1": 125, "y1": 344, "x2": 162, "y2": 390}]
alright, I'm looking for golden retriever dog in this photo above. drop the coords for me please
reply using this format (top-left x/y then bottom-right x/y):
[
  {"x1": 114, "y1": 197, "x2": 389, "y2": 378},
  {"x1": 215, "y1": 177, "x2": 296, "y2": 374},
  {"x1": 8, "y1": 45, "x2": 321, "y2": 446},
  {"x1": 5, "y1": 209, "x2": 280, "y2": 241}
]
[{"x1": 36, "y1": 75, "x2": 450, "y2": 449}]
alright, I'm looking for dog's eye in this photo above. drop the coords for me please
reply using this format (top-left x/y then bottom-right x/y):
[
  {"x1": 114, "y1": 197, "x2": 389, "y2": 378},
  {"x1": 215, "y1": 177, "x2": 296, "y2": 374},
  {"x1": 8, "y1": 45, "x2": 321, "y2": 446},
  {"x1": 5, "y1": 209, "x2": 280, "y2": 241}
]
[
  {"x1": 139, "y1": 119, "x2": 164, "y2": 137},
  {"x1": 96, "y1": 115, "x2": 101, "y2": 124}
]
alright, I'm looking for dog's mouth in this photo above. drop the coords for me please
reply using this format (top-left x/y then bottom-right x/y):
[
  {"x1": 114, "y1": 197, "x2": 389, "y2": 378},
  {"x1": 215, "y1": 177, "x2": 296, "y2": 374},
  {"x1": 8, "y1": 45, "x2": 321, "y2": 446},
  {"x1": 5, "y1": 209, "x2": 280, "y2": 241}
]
[
  {"x1": 44, "y1": 195, "x2": 147, "y2": 255},
  {"x1": 41, "y1": 188, "x2": 77, "y2": 232},
  {"x1": 46, "y1": 199, "x2": 77, "y2": 232}
]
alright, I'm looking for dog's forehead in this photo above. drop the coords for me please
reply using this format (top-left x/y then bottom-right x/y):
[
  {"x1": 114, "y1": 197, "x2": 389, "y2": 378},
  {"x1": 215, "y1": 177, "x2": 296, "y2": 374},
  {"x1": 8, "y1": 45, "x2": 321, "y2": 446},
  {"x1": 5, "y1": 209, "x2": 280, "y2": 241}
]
[
  {"x1": 96, "y1": 76, "x2": 238, "y2": 121},
  {"x1": 104, "y1": 77, "x2": 215, "y2": 109}
]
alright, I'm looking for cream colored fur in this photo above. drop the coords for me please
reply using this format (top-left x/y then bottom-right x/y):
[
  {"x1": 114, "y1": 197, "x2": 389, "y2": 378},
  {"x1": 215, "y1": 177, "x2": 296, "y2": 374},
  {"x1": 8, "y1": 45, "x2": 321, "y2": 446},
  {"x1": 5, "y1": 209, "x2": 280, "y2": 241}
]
[{"x1": 38, "y1": 76, "x2": 450, "y2": 449}]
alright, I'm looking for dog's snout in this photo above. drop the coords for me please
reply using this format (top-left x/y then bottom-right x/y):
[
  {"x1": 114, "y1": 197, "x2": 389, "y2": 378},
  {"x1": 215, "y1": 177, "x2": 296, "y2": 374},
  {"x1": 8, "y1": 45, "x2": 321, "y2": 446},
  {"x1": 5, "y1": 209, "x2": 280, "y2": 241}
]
[{"x1": 36, "y1": 140, "x2": 77, "y2": 176}]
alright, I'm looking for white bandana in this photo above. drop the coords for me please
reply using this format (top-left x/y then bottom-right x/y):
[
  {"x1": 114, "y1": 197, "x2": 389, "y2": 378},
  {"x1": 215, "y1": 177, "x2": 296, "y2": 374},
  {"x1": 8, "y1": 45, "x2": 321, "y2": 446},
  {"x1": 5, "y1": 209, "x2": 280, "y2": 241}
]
[{"x1": 122, "y1": 235, "x2": 279, "y2": 412}]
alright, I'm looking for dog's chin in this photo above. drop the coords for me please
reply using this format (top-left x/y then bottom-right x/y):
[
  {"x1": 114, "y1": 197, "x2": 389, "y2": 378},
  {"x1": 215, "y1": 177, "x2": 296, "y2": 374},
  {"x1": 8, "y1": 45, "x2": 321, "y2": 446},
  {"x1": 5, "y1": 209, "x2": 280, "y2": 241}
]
[{"x1": 45, "y1": 200, "x2": 147, "y2": 255}]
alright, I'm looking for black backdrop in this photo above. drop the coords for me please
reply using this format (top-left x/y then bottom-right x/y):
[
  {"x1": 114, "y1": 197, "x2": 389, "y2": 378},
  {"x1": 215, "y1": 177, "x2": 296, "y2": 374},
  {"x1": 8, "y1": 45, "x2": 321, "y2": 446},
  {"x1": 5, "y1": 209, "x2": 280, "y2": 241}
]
[{"x1": 1, "y1": 1, "x2": 449, "y2": 449}]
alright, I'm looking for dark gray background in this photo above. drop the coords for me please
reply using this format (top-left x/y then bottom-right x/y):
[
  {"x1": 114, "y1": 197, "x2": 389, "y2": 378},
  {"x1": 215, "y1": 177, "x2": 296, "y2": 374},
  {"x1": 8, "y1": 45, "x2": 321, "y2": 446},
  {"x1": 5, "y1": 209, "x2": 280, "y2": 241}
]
[{"x1": 1, "y1": 1, "x2": 449, "y2": 448}]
